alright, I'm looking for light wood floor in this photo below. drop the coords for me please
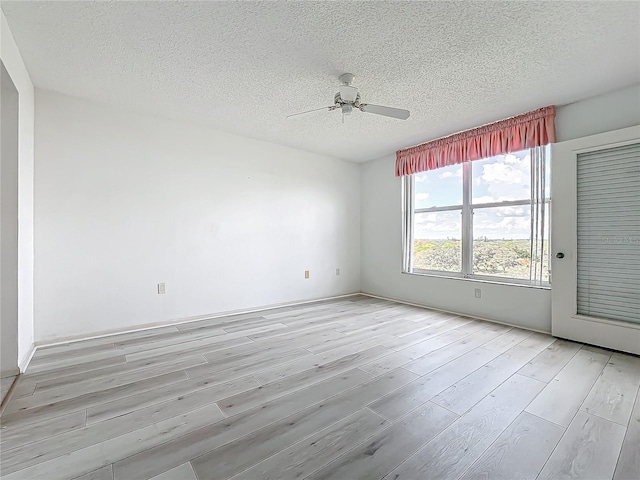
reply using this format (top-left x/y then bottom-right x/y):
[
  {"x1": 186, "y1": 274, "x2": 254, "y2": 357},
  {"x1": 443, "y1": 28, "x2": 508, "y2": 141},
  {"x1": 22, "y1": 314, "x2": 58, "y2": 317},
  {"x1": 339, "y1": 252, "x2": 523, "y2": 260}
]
[
  {"x1": 0, "y1": 377, "x2": 16, "y2": 407},
  {"x1": 1, "y1": 295, "x2": 639, "y2": 480}
]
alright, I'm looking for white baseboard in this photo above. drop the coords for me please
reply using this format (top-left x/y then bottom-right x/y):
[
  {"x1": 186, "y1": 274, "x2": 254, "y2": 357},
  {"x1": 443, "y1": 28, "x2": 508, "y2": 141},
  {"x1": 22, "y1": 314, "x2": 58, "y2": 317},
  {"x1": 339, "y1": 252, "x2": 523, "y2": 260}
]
[
  {"x1": 35, "y1": 292, "x2": 361, "y2": 349},
  {"x1": 18, "y1": 345, "x2": 36, "y2": 373},
  {"x1": 360, "y1": 292, "x2": 551, "y2": 335}
]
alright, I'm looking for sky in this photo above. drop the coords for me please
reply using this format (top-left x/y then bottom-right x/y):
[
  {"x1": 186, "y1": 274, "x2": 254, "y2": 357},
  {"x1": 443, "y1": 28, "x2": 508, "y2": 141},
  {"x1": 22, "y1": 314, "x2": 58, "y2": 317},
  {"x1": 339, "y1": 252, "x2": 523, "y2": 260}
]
[{"x1": 414, "y1": 148, "x2": 550, "y2": 240}]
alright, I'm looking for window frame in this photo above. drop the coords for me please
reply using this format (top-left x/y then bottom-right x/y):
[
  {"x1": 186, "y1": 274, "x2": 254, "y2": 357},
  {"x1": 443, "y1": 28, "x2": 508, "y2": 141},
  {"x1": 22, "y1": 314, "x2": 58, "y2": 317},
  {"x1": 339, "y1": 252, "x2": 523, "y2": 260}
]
[{"x1": 404, "y1": 148, "x2": 551, "y2": 287}]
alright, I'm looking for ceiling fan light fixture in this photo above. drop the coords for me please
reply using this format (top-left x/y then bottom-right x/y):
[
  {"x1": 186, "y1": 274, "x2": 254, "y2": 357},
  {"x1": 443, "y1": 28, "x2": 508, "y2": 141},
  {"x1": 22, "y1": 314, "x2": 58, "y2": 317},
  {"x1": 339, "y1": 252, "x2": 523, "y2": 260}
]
[
  {"x1": 339, "y1": 84, "x2": 359, "y2": 103},
  {"x1": 341, "y1": 104, "x2": 353, "y2": 115}
]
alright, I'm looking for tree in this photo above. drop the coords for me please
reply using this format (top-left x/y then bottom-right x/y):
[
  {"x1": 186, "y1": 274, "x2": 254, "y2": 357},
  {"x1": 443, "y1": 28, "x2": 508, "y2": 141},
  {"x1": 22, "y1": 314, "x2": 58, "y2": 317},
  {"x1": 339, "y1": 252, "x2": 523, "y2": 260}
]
[{"x1": 414, "y1": 240, "x2": 461, "y2": 271}]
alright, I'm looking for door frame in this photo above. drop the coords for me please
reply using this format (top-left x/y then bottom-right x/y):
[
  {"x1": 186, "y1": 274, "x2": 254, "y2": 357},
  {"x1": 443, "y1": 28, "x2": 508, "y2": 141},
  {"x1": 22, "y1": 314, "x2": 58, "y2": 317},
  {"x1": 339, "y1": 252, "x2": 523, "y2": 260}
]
[{"x1": 551, "y1": 125, "x2": 640, "y2": 355}]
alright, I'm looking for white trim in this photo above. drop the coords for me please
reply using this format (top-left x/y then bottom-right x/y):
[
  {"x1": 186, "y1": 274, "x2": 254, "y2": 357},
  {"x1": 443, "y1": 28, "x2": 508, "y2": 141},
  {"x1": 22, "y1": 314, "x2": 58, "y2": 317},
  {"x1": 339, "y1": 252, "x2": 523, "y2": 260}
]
[
  {"x1": 359, "y1": 292, "x2": 551, "y2": 335},
  {"x1": 402, "y1": 175, "x2": 415, "y2": 273},
  {"x1": 34, "y1": 293, "x2": 361, "y2": 348},
  {"x1": 406, "y1": 270, "x2": 550, "y2": 290},
  {"x1": 411, "y1": 268, "x2": 465, "y2": 279},
  {"x1": 551, "y1": 124, "x2": 640, "y2": 355},
  {"x1": 571, "y1": 314, "x2": 640, "y2": 331},
  {"x1": 415, "y1": 204, "x2": 464, "y2": 213},
  {"x1": 558, "y1": 129, "x2": 640, "y2": 152},
  {"x1": 18, "y1": 344, "x2": 36, "y2": 373}
]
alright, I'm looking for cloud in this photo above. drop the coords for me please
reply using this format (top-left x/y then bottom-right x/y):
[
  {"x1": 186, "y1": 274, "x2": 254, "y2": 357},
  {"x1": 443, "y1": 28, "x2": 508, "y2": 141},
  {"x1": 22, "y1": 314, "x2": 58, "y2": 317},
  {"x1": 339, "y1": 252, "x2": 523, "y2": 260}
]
[
  {"x1": 475, "y1": 151, "x2": 531, "y2": 201},
  {"x1": 414, "y1": 211, "x2": 462, "y2": 238},
  {"x1": 473, "y1": 208, "x2": 531, "y2": 239},
  {"x1": 416, "y1": 193, "x2": 430, "y2": 201},
  {"x1": 473, "y1": 195, "x2": 497, "y2": 204},
  {"x1": 439, "y1": 167, "x2": 462, "y2": 179},
  {"x1": 481, "y1": 155, "x2": 528, "y2": 184},
  {"x1": 494, "y1": 205, "x2": 529, "y2": 217}
]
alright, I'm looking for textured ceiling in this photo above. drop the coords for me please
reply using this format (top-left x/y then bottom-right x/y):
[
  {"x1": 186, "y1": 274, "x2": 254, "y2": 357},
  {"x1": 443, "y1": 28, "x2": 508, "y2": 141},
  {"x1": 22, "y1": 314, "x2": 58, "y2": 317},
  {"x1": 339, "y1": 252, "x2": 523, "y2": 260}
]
[{"x1": 2, "y1": 1, "x2": 639, "y2": 162}]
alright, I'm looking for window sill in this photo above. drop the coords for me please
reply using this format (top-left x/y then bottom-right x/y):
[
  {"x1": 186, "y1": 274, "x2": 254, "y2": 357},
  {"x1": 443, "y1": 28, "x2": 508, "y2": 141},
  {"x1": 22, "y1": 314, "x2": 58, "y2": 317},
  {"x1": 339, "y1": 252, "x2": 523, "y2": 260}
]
[{"x1": 402, "y1": 270, "x2": 551, "y2": 290}]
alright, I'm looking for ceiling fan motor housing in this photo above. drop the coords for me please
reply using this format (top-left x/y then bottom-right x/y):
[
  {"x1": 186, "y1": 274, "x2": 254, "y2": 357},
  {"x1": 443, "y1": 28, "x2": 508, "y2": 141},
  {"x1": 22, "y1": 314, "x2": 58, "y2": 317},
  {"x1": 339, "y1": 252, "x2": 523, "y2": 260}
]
[{"x1": 339, "y1": 73, "x2": 355, "y2": 85}]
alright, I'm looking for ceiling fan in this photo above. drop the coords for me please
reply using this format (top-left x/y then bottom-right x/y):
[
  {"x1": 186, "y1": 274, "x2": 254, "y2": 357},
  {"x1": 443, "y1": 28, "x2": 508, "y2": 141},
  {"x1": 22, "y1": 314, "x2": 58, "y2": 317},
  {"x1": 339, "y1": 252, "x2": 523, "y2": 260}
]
[{"x1": 288, "y1": 73, "x2": 410, "y2": 121}]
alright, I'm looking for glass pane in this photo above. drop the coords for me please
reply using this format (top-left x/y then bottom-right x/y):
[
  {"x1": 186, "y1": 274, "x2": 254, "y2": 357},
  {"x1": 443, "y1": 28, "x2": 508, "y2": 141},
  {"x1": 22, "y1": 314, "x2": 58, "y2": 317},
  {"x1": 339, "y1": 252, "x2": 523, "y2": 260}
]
[
  {"x1": 413, "y1": 210, "x2": 462, "y2": 272},
  {"x1": 472, "y1": 149, "x2": 531, "y2": 204},
  {"x1": 414, "y1": 164, "x2": 463, "y2": 209},
  {"x1": 472, "y1": 206, "x2": 532, "y2": 279}
]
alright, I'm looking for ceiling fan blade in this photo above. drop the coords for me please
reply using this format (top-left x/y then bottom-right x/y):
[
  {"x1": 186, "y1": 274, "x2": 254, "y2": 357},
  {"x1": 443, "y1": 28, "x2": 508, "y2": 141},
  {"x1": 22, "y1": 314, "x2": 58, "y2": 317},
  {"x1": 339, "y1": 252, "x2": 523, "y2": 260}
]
[
  {"x1": 339, "y1": 85, "x2": 359, "y2": 103},
  {"x1": 360, "y1": 104, "x2": 410, "y2": 120},
  {"x1": 287, "y1": 106, "x2": 336, "y2": 118}
]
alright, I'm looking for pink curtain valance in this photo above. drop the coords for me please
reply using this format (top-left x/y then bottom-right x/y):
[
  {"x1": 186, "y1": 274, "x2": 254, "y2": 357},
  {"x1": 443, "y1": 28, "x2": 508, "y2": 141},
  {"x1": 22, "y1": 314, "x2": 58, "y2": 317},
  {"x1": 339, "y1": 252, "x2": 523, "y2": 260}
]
[{"x1": 395, "y1": 105, "x2": 556, "y2": 176}]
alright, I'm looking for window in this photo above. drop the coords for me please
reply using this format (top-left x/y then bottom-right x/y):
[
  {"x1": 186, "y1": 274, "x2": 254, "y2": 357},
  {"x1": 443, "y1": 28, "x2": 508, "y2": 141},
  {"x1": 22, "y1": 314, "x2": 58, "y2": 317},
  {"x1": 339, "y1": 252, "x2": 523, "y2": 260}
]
[{"x1": 403, "y1": 146, "x2": 550, "y2": 285}]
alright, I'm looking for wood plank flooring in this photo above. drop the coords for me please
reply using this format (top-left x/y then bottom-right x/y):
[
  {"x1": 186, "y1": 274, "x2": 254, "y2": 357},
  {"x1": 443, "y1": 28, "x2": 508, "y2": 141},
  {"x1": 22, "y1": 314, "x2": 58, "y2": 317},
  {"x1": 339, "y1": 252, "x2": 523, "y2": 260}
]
[
  {"x1": 1, "y1": 295, "x2": 639, "y2": 480},
  {"x1": 0, "y1": 376, "x2": 16, "y2": 407}
]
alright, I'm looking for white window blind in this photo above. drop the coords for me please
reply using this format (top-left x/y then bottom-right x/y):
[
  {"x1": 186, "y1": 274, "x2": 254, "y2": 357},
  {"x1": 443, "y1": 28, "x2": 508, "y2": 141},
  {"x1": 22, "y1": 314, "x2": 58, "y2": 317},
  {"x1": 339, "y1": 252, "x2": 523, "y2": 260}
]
[{"x1": 576, "y1": 143, "x2": 640, "y2": 324}]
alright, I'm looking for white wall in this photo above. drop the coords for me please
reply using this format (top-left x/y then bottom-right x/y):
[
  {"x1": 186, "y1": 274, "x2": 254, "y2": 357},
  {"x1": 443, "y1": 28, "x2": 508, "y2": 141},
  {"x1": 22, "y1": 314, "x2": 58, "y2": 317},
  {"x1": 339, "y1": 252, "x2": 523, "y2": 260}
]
[
  {"x1": 0, "y1": 12, "x2": 35, "y2": 372},
  {"x1": 1, "y1": 62, "x2": 20, "y2": 376},
  {"x1": 361, "y1": 84, "x2": 640, "y2": 333},
  {"x1": 34, "y1": 90, "x2": 360, "y2": 342},
  {"x1": 556, "y1": 84, "x2": 640, "y2": 142}
]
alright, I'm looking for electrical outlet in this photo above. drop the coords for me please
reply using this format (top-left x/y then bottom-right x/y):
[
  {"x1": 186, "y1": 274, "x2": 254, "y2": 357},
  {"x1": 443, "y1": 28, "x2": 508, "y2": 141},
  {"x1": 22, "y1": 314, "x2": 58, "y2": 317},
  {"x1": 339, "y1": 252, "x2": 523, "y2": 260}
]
[
  {"x1": 158, "y1": 283, "x2": 166, "y2": 295},
  {"x1": 474, "y1": 288, "x2": 481, "y2": 299},
  {"x1": 304, "y1": 270, "x2": 310, "y2": 279},
  {"x1": 336, "y1": 268, "x2": 340, "y2": 276}
]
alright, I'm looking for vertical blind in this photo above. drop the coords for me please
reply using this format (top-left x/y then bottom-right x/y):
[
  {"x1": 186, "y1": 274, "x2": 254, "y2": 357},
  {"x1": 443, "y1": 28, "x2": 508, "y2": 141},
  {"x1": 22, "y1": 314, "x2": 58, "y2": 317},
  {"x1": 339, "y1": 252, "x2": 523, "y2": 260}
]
[
  {"x1": 530, "y1": 146, "x2": 549, "y2": 284},
  {"x1": 576, "y1": 143, "x2": 640, "y2": 324}
]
